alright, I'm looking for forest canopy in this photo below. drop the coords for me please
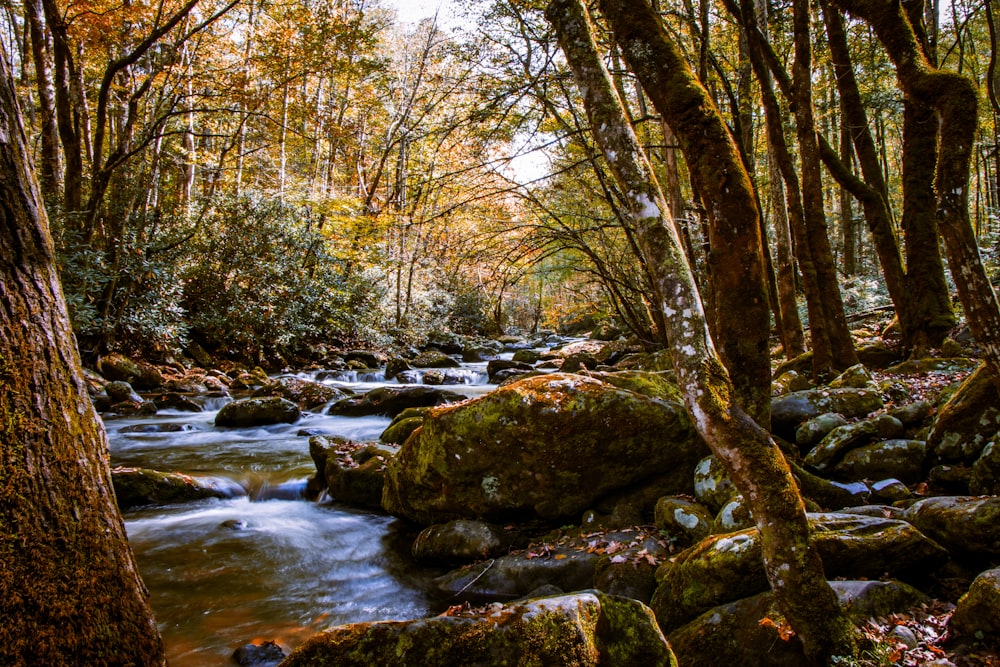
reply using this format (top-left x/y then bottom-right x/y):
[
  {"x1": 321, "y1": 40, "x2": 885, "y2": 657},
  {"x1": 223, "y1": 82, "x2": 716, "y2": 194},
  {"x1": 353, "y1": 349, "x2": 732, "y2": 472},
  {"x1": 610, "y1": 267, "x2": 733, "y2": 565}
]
[{"x1": 1, "y1": 0, "x2": 999, "y2": 366}]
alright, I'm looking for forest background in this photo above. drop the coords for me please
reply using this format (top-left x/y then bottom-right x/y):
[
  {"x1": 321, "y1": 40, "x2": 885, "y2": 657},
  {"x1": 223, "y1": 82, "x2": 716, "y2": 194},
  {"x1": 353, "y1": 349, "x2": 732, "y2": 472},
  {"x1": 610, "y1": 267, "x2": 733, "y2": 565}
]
[{"x1": 2, "y1": 0, "x2": 999, "y2": 367}]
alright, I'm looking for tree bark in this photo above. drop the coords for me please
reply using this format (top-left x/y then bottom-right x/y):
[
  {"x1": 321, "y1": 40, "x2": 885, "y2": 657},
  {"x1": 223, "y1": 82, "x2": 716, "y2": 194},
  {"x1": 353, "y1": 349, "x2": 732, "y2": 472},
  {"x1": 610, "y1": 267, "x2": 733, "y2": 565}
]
[
  {"x1": 0, "y1": 56, "x2": 166, "y2": 665},
  {"x1": 24, "y1": 0, "x2": 61, "y2": 197},
  {"x1": 545, "y1": 1, "x2": 858, "y2": 661},
  {"x1": 597, "y1": 0, "x2": 772, "y2": 426}
]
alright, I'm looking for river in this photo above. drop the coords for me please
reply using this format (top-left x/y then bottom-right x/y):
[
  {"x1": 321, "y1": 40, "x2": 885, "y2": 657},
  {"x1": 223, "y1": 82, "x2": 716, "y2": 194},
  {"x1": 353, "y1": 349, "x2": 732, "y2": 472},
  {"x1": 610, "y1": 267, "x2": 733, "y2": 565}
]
[{"x1": 107, "y1": 365, "x2": 496, "y2": 665}]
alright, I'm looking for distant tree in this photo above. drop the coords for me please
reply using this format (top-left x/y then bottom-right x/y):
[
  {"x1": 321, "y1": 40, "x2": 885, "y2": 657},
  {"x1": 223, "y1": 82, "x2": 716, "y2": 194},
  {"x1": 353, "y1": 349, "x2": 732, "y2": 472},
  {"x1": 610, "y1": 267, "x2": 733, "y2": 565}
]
[{"x1": 0, "y1": 53, "x2": 166, "y2": 664}]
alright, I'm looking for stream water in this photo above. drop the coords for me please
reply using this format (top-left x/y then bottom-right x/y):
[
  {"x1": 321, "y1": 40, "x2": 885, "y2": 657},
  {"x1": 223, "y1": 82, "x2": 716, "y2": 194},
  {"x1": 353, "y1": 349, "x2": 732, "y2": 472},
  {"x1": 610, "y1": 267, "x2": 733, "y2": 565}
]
[{"x1": 106, "y1": 365, "x2": 496, "y2": 665}]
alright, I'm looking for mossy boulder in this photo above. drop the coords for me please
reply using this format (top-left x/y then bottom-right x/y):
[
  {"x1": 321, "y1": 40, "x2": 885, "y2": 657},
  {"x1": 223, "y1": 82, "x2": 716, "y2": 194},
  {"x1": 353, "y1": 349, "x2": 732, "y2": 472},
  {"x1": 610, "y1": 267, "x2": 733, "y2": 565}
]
[
  {"x1": 380, "y1": 412, "x2": 427, "y2": 445},
  {"x1": 654, "y1": 497, "x2": 713, "y2": 546},
  {"x1": 412, "y1": 519, "x2": 513, "y2": 564},
  {"x1": 650, "y1": 512, "x2": 948, "y2": 632},
  {"x1": 668, "y1": 580, "x2": 928, "y2": 667},
  {"x1": 828, "y1": 363, "x2": 876, "y2": 389},
  {"x1": 794, "y1": 412, "x2": 848, "y2": 450},
  {"x1": 692, "y1": 455, "x2": 737, "y2": 514},
  {"x1": 381, "y1": 373, "x2": 704, "y2": 525},
  {"x1": 411, "y1": 350, "x2": 461, "y2": 369},
  {"x1": 711, "y1": 496, "x2": 754, "y2": 534},
  {"x1": 215, "y1": 397, "x2": 300, "y2": 427},
  {"x1": 771, "y1": 387, "x2": 884, "y2": 440},
  {"x1": 328, "y1": 386, "x2": 464, "y2": 418},
  {"x1": 325, "y1": 443, "x2": 393, "y2": 509},
  {"x1": 903, "y1": 496, "x2": 1000, "y2": 559},
  {"x1": 281, "y1": 591, "x2": 677, "y2": 667},
  {"x1": 802, "y1": 414, "x2": 904, "y2": 471},
  {"x1": 252, "y1": 376, "x2": 348, "y2": 410},
  {"x1": 971, "y1": 438, "x2": 1000, "y2": 495},
  {"x1": 582, "y1": 370, "x2": 682, "y2": 402},
  {"x1": 344, "y1": 350, "x2": 382, "y2": 368},
  {"x1": 112, "y1": 467, "x2": 233, "y2": 509},
  {"x1": 832, "y1": 439, "x2": 926, "y2": 485},
  {"x1": 434, "y1": 528, "x2": 669, "y2": 600},
  {"x1": 487, "y1": 359, "x2": 535, "y2": 382},
  {"x1": 927, "y1": 363, "x2": 1000, "y2": 465},
  {"x1": 950, "y1": 567, "x2": 1000, "y2": 640},
  {"x1": 105, "y1": 380, "x2": 142, "y2": 404}
]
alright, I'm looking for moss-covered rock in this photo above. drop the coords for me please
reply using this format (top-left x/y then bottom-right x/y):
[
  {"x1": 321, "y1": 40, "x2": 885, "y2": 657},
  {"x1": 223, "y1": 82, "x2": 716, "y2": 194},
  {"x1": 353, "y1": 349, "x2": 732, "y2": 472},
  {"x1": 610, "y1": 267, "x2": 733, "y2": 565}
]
[
  {"x1": 329, "y1": 386, "x2": 464, "y2": 418},
  {"x1": 802, "y1": 414, "x2": 904, "y2": 471},
  {"x1": 412, "y1": 519, "x2": 511, "y2": 564},
  {"x1": 112, "y1": 467, "x2": 233, "y2": 509},
  {"x1": 903, "y1": 496, "x2": 1000, "y2": 559},
  {"x1": 281, "y1": 591, "x2": 677, "y2": 667},
  {"x1": 971, "y1": 438, "x2": 1000, "y2": 495},
  {"x1": 252, "y1": 376, "x2": 348, "y2": 410},
  {"x1": 668, "y1": 580, "x2": 928, "y2": 667},
  {"x1": 927, "y1": 362, "x2": 1000, "y2": 465},
  {"x1": 650, "y1": 512, "x2": 948, "y2": 632},
  {"x1": 771, "y1": 388, "x2": 884, "y2": 440},
  {"x1": 215, "y1": 397, "x2": 300, "y2": 427},
  {"x1": 381, "y1": 373, "x2": 705, "y2": 525},
  {"x1": 105, "y1": 380, "x2": 142, "y2": 404},
  {"x1": 654, "y1": 497, "x2": 712, "y2": 546},
  {"x1": 832, "y1": 439, "x2": 926, "y2": 484},
  {"x1": 326, "y1": 443, "x2": 393, "y2": 509},
  {"x1": 581, "y1": 370, "x2": 682, "y2": 403},
  {"x1": 794, "y1": 412, "x2": 848, "y2": 450},
  {"x1": 380, "y1": 415, "x2": 426, "y2": 446},
  {"x1": 692, "y1": 455, "x2": 737, "y2": 514},
  {"x1": 950, "y1": 567, "x2": 1000, "y2": 639},
  {"x1": 487, "y1": 359, "x2": 535, "y2": 382},
  {"x1": 828, "y1": 363, "x2": 876, "y2": 389},
  {"x1": 411, "y1": 350, "x2": 461, "y2": 369},
  {"x1": 711, "y1": 496, "x2": 753, "y2": 534}
]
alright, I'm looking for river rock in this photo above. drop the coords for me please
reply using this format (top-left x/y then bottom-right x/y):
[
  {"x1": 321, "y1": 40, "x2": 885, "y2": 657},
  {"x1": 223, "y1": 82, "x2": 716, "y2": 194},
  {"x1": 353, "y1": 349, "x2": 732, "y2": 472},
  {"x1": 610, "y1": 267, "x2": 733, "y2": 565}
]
[
  {"x1": 828, "y1": 363, "x2": 876, "y2": 389},
  {"x1": 486, "y1": 359, "x2": 534, "y2": 382},
  {"x1": 100, "y1": 353, "x2": 141, "y2": 383},
  {"x1": 831, "y1": 439, "x2": 926, "y2": 484},
  {"x1": 328, "y1": 386, "x2": 464, "y2": 418},
  {"x1": 581, "y1": 370, "x2": 682, "y2": 402},
  {"x1": 152, "y1": 391, "x2": 202, "y2": 412},
  {"x1": 903, "y1": 496, "x2": 1000, "y2": 559},
  {"x1": 105, "y1": 380, "x2": 142, "y2": 404},
  {"x1": 112, "y1": 467, "x2": 232, "y2": 509},
  {"x1": 803, "y1": 414, "x2": 904, "y2": 471},
  {"x1": 344, "y1": 350, "x2": 381, "y2": 368},
  {"x1": 281, "y1": 590, "x2": 677, "y2": 667},
  {"x1": 381, "y1": 373, "x2": 704, "y2": 525},
  {"x1": 856, "y1": 340, "x2": 904, "y2": 369},
  {"x1": 435, "y1": 528, "x2": 668, "y2": 599},
  {"x1": 252, "y1": 376, "x2": 348, "y2": 410},
  {"x1": 215, "y1": 397, "x2": 300, "y2": 427},
  {"x1": 425, "y1": 331, "x2": 465, "y2": 355},
  {"x1": 927, "y1": 363, "x2": 1000, "y2": 465},
  {"x1": 411, "y1": 350, "x2": 461, "y2": 368},
  {"x1": 512, "y1": 349, "x2": 543, "y2": 364},
  {"x1": 326, "y1": 443, "x2": 392, "y2": 509},
  {"x1": 232, "y1": 640, "x2": 286, "y2": 666},
  {"x1": 380, "y1": 409, "x2": 427, "y2": 445},
  {"x1": 668, "y1": 580, "x2": 928, "y2": 667},
  {"x1": 650, "y1": 512, "x2": 948, "y2": 631},
  {"x1": 384, "y1": 356, "x2": 413, "y2": 380},
  {"x1": 888, "y1": 399, "x2": 935, "y2": 429},
  {"x1": 654, "y1": 497, "x2": 712, "y2": 546},
  {"x1": 771, "y1": 388, "x2": 884, "y2": 440},
  {"x1": 412, "y1": 519, "x2": 511, "y2": 563},
  {"x1": 950, "y1": 567, "x2": 1000, "y2": 640},
  {"x1": 495, "y1": 369, "x2": 542, "y2": 385},
  {"x1": 560, "y1": 352, "x2": 599, "y2": 373}
]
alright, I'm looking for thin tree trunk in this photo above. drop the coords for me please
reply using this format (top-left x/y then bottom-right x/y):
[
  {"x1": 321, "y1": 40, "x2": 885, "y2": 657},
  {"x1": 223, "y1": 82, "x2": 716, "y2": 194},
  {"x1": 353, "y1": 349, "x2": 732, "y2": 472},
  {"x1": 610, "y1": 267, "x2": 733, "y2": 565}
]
[
  {"x1": 0, "y1": 55, "x2": 166, "y2": 666},
  {"x1": 546, "y1": 1, "x2": 857, "y2": 662},
  {"x1": 599, "y1": 0, "x2": 772, "y2": 425},
  {"x1": 24, "y1": 0, "x2": 61, "y2": 196}
]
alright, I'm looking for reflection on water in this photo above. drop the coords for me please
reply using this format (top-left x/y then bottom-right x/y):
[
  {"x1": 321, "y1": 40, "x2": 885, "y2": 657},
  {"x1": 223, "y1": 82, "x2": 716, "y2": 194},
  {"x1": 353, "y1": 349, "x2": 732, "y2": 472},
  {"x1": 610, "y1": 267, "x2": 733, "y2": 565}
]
[{"x1": 109, "y1": 404, "x2": 444, "y2": 665}]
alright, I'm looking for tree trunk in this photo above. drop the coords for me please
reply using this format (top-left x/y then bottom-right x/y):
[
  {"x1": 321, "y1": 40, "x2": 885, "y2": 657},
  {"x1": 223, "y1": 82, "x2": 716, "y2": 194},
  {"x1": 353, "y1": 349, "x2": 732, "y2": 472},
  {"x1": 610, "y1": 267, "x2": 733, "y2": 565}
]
[
  {"x1": 41, "y1": 0, "x2": 83, "y2": 213},
  {"x1": 24, "y1": 0, "x2": 61, "y2": 197},
  {"x1": 833, "y1": 0, "x2": 1000, "y2": 384},
  {"x1": 546, "y1": 1, "x2": 858, "y2": 662},
  {"x1": 0, "y1": 57, "x2": 166, "y2": 666},
  {"x1": 792, "y1": 0, "x2": 858, "y2": 372},
  {"x1": 598, "y1": 0, "x2": 772, "y2": 426}
]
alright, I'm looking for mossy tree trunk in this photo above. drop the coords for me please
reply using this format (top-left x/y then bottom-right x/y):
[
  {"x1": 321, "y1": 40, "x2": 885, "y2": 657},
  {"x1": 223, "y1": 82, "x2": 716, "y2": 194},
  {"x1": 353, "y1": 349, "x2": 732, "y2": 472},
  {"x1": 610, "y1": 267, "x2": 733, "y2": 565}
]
[
  {"x1": 545, "y1": 1, "x2": 858, "y2": 662},
  {"x1": 0, "y1": 57, "x2": 166, "y2": 665},
  {"x1": 596, "y1": 0, "x2": 772, "y2": 426},
  {"x1": 832, "y1": 0, "x2": 1000, "y2": 383}
]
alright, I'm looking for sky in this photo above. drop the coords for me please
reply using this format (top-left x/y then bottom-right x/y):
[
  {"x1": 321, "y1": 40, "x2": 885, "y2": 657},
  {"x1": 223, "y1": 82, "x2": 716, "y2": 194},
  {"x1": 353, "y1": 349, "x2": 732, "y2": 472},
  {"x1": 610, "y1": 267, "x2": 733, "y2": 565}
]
[{"x1": 382, "y1": 0, "x2": 455, "y2": 25}]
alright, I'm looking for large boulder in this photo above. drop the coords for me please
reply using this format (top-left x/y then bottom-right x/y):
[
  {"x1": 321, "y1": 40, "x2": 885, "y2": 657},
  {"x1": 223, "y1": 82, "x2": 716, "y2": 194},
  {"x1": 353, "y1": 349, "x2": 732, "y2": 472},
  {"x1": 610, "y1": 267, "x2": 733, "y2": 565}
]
[
  {"x1": 831, "y1": 439, "x2": 926, "y2": 485},
  {"x1": 215, "y1": 397, "x2": 300, "y2": 427},
  {"x1": 802, "y1": 414, "x2": 904, "y2": 471},
  {"x1": 650, "y1": 512, "x2": 948, "y2": 631},
  {"x1": 328, "y1": 386, "x2": 464, "y2": 418},
  {"x1": 770, "y1": 388, "x2": 884, "y2": 440},
  {"x1": 308, "y1": 436, "x2": 394, "y2": 509},
  {"x1": 252, "y1": 376, "x2": 349, "y2": 410},
  {"x1": 381, "y1": 373, "x2": 705, "y2": 525},
  {"x1": 668, "y1": 580, "x2": 928, "y2": 667},
  {"x1": 412, "y1": 519, "x2": 513, "y2": 564},
  {"x1": 927, "y1": 362, "x2": 1000, "y2": 465},
  {"x1": 903, "y1": 496, "x2": 1000, "y2": 559},
  {"x1": 112, "y1": 467, "x2": 235, "y2": 509},
  {"x1": 971, "y1": 438, "x2": 1000, "y2": 495},
  {"x1": 281, "y1": 591, "x2": 677, "y2": 667},
  {"x1": 410, "y1": 350, "x2": 461, "y2": 369},
  {"x1": 950, "y1": 567, "x2": 1000, "y2": 640}
]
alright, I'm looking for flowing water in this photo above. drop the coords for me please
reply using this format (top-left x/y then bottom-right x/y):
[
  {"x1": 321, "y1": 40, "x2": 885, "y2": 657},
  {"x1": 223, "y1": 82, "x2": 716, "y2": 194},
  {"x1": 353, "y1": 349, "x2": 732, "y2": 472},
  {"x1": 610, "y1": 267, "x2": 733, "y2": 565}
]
[{"x1": 107, "y1": 368, "x2": 495, "y2": 665}]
